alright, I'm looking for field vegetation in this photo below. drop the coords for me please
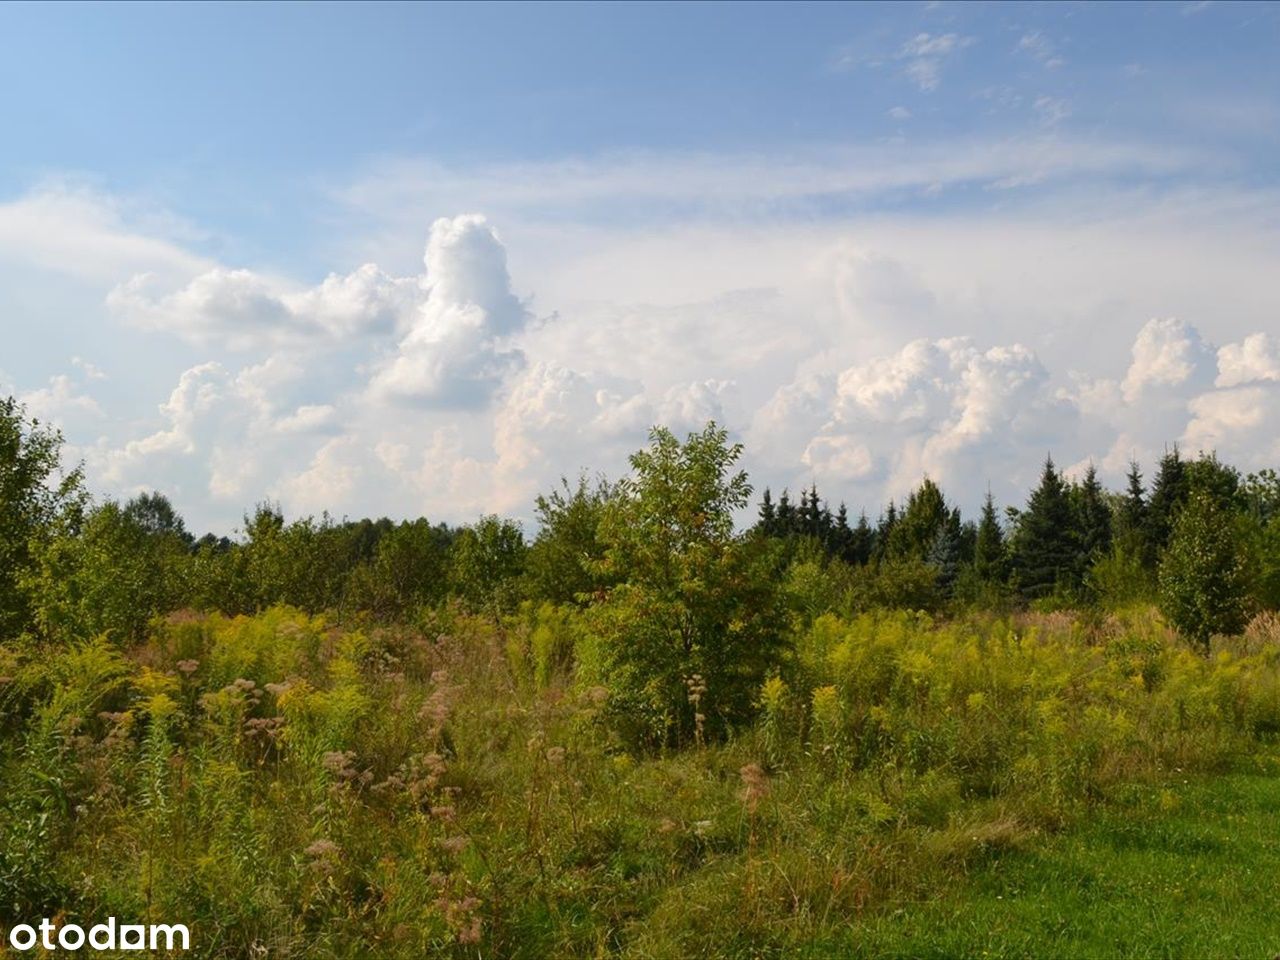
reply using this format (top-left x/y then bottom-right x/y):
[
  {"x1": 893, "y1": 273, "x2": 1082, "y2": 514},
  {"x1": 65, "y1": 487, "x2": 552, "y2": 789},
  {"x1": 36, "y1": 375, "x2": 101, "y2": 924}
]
[{"x1": 3, "y1": 395, "x2": 1280, "y2": 957}]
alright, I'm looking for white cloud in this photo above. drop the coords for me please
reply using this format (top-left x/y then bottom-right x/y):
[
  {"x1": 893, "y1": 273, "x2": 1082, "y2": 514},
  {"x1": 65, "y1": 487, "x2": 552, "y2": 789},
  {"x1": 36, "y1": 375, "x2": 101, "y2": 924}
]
[
  {"x1": 108, "y1": 262, "x2": 415, "y2": 349},
  {"x1": 1018, "y1": 31, "x2": 1066, "y2": 69},
  {"x1": 898, "y1": 32, "x2": 974, "y2": 92},
  {"x1": 1120, "y1": 317, "x2": 1216, "y2": 403},
  {"x1": 368, "y1": 214, "x2": 528, "y2": 408},
  {"x1": 1217, "y1": 332, "x2": 1280, "y2": 387},
  {"x1": 1033, "y1": 95, "x2": 1072, "y2": 127}
]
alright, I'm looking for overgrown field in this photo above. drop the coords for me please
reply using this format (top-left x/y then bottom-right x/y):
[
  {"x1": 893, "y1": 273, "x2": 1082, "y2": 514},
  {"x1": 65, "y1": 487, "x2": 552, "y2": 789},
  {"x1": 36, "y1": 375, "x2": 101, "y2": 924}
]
[{"x1": 4, "y1": 604, "x2": 1280, "y2": 958}]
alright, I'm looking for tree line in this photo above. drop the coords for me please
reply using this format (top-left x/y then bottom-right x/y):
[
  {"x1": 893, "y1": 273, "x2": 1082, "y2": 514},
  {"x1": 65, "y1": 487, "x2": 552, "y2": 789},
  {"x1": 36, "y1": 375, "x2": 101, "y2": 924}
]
[{"x1": 4, "y1": 393, "x2": 1280, "y2": 745}]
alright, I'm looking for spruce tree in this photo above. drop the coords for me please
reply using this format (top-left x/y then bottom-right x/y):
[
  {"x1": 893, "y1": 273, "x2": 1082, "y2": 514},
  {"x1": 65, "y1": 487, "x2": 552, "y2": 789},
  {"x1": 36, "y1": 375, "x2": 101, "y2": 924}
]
[
  {"x1": 852, "y1": 510, "x2": 874, "y2": 566},
  {"x1": 1146, "y1": 447, "x2": 1188, "y2": 560},
  {"x1": 776, "y1": 489, "x2": 795, "y2": 536},
  {"x1": 1116, "y1": 461, "x2": 1149, "y2": 562},
  {"x1": 874, "y1": 501, "x2": 898, "y2": 561},
  {"x1": 832, "y1": 502, "x2": 854, "y2": 562},
  {"x1": 1073, "y1": 463, "x2": 1113, "y2": 574},
  {"x1": 1013, "y1": 456, "x2": 1079, "y2": 599},
  {"x1": 887, "y1": 478, "x2": 948, "y2": 561},
  {"x1": 756, "y1": 487, "x2": 776, "y2": 537},
  {"x1": 973, "y1": 491, "x2": 1008, "y2": 585}
]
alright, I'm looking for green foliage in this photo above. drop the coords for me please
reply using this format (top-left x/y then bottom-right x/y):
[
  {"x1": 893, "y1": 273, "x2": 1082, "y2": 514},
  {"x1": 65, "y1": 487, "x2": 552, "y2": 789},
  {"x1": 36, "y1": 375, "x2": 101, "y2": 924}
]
[
  {"x1": 345, "y1": 518, "x2": 452, "y2": 618},
  {"x1": 525, "y1": 474, "x2": 616, "y2": 604},
  {"x1": 1012, "y1": 457, "x2": 1079, "y2": 599},
  {"x1": 22, "y1": 499, "x2": 190, "y2": 644},
  {"x1": 0, "y1": 397, "x2": 86, "y2": 639},
  {"x1": 590, "y1": 423, "x2": 787, "y2": 746},
  {"x1": 448, "y1": 514, "x2": 526, "y2": 615},
  {"x1": 1158, "y1": 489, "x2": 1250, "y2": 648}
]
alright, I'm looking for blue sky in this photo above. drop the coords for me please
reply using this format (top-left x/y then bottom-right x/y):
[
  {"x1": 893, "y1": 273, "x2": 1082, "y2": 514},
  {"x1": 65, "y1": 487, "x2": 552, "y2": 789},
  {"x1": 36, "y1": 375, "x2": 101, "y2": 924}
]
[{"x1": 2, "y1": 1, "x2": 1279, "y2": 533}]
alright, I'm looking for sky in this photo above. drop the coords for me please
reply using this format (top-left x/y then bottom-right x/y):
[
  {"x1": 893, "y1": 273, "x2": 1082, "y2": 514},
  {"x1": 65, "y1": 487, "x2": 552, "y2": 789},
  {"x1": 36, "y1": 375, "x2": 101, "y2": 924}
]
[{"x1": 2, "y1": 0, "x2": 1279, "y2": 535}]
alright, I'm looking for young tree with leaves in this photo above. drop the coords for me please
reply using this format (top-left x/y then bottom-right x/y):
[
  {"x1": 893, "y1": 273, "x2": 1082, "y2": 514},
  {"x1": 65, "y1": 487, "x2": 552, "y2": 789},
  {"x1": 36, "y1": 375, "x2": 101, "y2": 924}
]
[
  {"x1": 1158, "y1": 488, "x2": 1249, "y2": 649},
  {"x1": 588, "y1": 423, "x2": 786, "y2": 747},
  {"x1": 0, "y1": 396, "x2": 86, "y2": 638}
]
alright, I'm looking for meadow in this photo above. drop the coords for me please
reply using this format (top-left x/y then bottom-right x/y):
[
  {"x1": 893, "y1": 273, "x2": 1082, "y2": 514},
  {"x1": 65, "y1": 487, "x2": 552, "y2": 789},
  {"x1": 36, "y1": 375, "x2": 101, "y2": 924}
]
[
  {"x1": 5, "y1": 407, "x2": 1280, "y2": 957},
  {"x1": 4, "y1": 603, "x2": 1280, "y2": 957}
]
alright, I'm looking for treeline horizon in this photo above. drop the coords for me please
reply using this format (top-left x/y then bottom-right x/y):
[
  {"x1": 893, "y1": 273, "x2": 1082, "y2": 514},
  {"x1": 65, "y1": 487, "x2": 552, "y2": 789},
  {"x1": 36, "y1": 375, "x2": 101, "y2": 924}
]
[{"x1": 4, "y1": 393, "x2": 1278, "y2": 656}]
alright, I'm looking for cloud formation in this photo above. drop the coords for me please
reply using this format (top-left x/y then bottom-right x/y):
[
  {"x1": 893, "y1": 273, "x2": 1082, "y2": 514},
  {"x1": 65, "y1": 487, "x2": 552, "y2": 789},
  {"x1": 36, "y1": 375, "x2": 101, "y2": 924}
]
[{"x1": 369, "y1": 214, "x2": 528, "y2": 407}]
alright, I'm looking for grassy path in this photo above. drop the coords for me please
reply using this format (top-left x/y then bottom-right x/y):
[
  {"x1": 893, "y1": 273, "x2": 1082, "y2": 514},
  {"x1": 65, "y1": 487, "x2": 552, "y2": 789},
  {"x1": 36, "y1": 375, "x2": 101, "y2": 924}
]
[{"x1": 830, "y1": 774, "x2": 1280, "y2": 958}]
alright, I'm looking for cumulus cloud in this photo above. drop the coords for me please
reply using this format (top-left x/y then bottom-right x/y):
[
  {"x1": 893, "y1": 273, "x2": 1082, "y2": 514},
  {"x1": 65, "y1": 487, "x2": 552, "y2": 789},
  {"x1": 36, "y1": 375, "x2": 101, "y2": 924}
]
[
  {"x1": 1120, "y1": 317, "x2": 1216, "y2": 402},
  {"x1": 108, "y1": 262, "x2": 415, "y2": 349},
  {"x1": 1216, "y1": 332, "x2": 1280, "y2": 387},
  {"x1": 369, "y1": 214, "x2": 528, "y2": 408},
  {"x1": 769, "y1": 337, "x2": 1071, "y2": 507}
]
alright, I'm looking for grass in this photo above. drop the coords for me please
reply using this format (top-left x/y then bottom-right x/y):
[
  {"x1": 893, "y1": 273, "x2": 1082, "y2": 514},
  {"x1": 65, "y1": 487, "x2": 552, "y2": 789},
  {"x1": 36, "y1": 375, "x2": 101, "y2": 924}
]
[
  {"x1": 840, "y1": 771, "x2": 1280, "y2": 959},
  {"x1": 7, "y1": 605, "x2": 1280, "y2": 957}
]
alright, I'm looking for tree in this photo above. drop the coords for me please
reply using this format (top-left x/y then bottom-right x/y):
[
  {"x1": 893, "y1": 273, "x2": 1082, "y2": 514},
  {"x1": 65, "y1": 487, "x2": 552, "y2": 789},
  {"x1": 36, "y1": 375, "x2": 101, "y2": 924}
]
[
  {"x1": 1158, "y1": 489, "x2": 1249, "y2": 649},
  {"x1": 448, "y1": 515, "x2": 526, "y2": 616},
  {"x1": 346, "y1": 518, "x2": 453, "y2": 618},
  {"x1": 755, "y1": 487, "x2": 777, "y2": 537},
  {"x1": 886, "y1": 478, "x2": 949, "y2": 562},
  {"x1": 1146, "y1": 447, "x2": 1188, "y2": 561},
  {"x1": 1115, "y1": 461, "x2": 1150, "y2": 563},
  {"x1": 972, "y1": 491, "x2": 1008, "y2": 586},
  {"x1": 1012, "y1": 457, "x2": 1078, "y2": 599},
  {"x1": 1072, "y1": 464, "x2": 1113, "y2": 575},
  {"x1": 122, "y1": 491, "x2": 194, "y2": 547},
  {"x1": 587, "y1": 423, "x2": 786, "y2": 747},
  {"x1": 1, "y1": 396, "x2": 86, "y2": 638},
  {"x1": 525, "y1": 475, "x2": 615, "y2": 604},
  {"x1": 23, "y1": 500, "x2": 190, "y2": 644}
]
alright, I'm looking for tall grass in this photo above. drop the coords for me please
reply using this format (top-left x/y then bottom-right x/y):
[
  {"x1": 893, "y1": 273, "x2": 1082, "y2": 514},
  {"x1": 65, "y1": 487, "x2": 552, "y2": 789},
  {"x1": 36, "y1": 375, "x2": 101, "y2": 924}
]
[{"x1": 2, "y1": 603, "x2": 1279, "y2": 956}]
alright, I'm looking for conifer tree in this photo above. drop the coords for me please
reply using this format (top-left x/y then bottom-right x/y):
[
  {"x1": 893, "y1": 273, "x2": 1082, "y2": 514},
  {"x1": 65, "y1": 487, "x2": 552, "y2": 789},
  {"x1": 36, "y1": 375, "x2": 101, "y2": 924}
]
[
  {"x1": 1012, "y1": 456, "x2": 1079, "y2": 599},
  {"x1": 1073, "y1": 463, "x2": 1113, "y2": 573},
  {"x1": 756, "y1": 487, "x2": 776, "y2": 537},
  {"x1": 1116, "y1": 461, "x2": 1149, "y2": 560},
  {"x1": 887, "y1": 478, "x2": 949, "y2": 561},
  {"x1": 852, "y1": 510, "x2": 874, "y2": 566},
  {"x1": 776, "y1": 489, "x2": 795, "y2": 535},
  {"x1": 973, "y1": 491, "x2": 1008, "y2": 585},
  {"x1": 874, "y1": 501, "x2": 898, "y2": 561},
  {"x1": 1146, "y1": 446, "x2": 1188, "y2": 560},
  {"x1": 832, "y1": 502, "x2": 854, "y2": 562}
]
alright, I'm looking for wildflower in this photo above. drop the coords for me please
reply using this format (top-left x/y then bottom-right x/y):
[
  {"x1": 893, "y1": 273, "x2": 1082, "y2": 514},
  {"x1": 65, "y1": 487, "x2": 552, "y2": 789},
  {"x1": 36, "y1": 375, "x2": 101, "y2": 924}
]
[
  {"x1": 176, "y1": 659, "x2": 200, "y2": 675},
  {"x1": 439, "y1": 835, "x2": 469, "y2": 855},
  {"x1": 739, "y1": 763, "x2": 770, "y2": 814},
  {"x1": 305, "y1": 839, "x2": 340, "y2": 873},
  {"x1": 585, "y1": 685, "x2": 609, "y2": 706}
]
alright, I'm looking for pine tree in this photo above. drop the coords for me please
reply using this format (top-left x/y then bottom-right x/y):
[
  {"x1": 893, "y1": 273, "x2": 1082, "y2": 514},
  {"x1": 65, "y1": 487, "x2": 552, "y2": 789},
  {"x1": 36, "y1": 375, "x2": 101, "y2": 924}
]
[
  {"x1": 1073, "y1": 463, "x2": 1113, "y2": 574},
  {"x1": 1013, "y1": 456, "x2": 1079, "y2": 599},
  {"x1": 973, "y1": 491, "x2": 1008, "y2": 585},
  {"x1": 776, "y1": 489, "x2": 795, "y2": 536},
  {"x1": 756, "y1": 487, "x2": 776, "y2": 537},
  {"x1": 852, "y1": 511, "x2": 874, "y2": 566},
  {"x1": 1116, "y1": 461, "x2": 1149, "y2": 562},
  {"x1": 887, "y1": 478, "x2": 949, "y2": 561},
  {"x1": 1147, "y1": 446, "x2": 1188, "y2": 561}
]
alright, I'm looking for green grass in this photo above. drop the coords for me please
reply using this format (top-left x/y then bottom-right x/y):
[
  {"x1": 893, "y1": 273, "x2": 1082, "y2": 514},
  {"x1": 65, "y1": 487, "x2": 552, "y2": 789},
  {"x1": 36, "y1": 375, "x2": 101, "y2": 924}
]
[{"x1": 835, "y1": 773, "x2": 1280, "y2": 959}]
